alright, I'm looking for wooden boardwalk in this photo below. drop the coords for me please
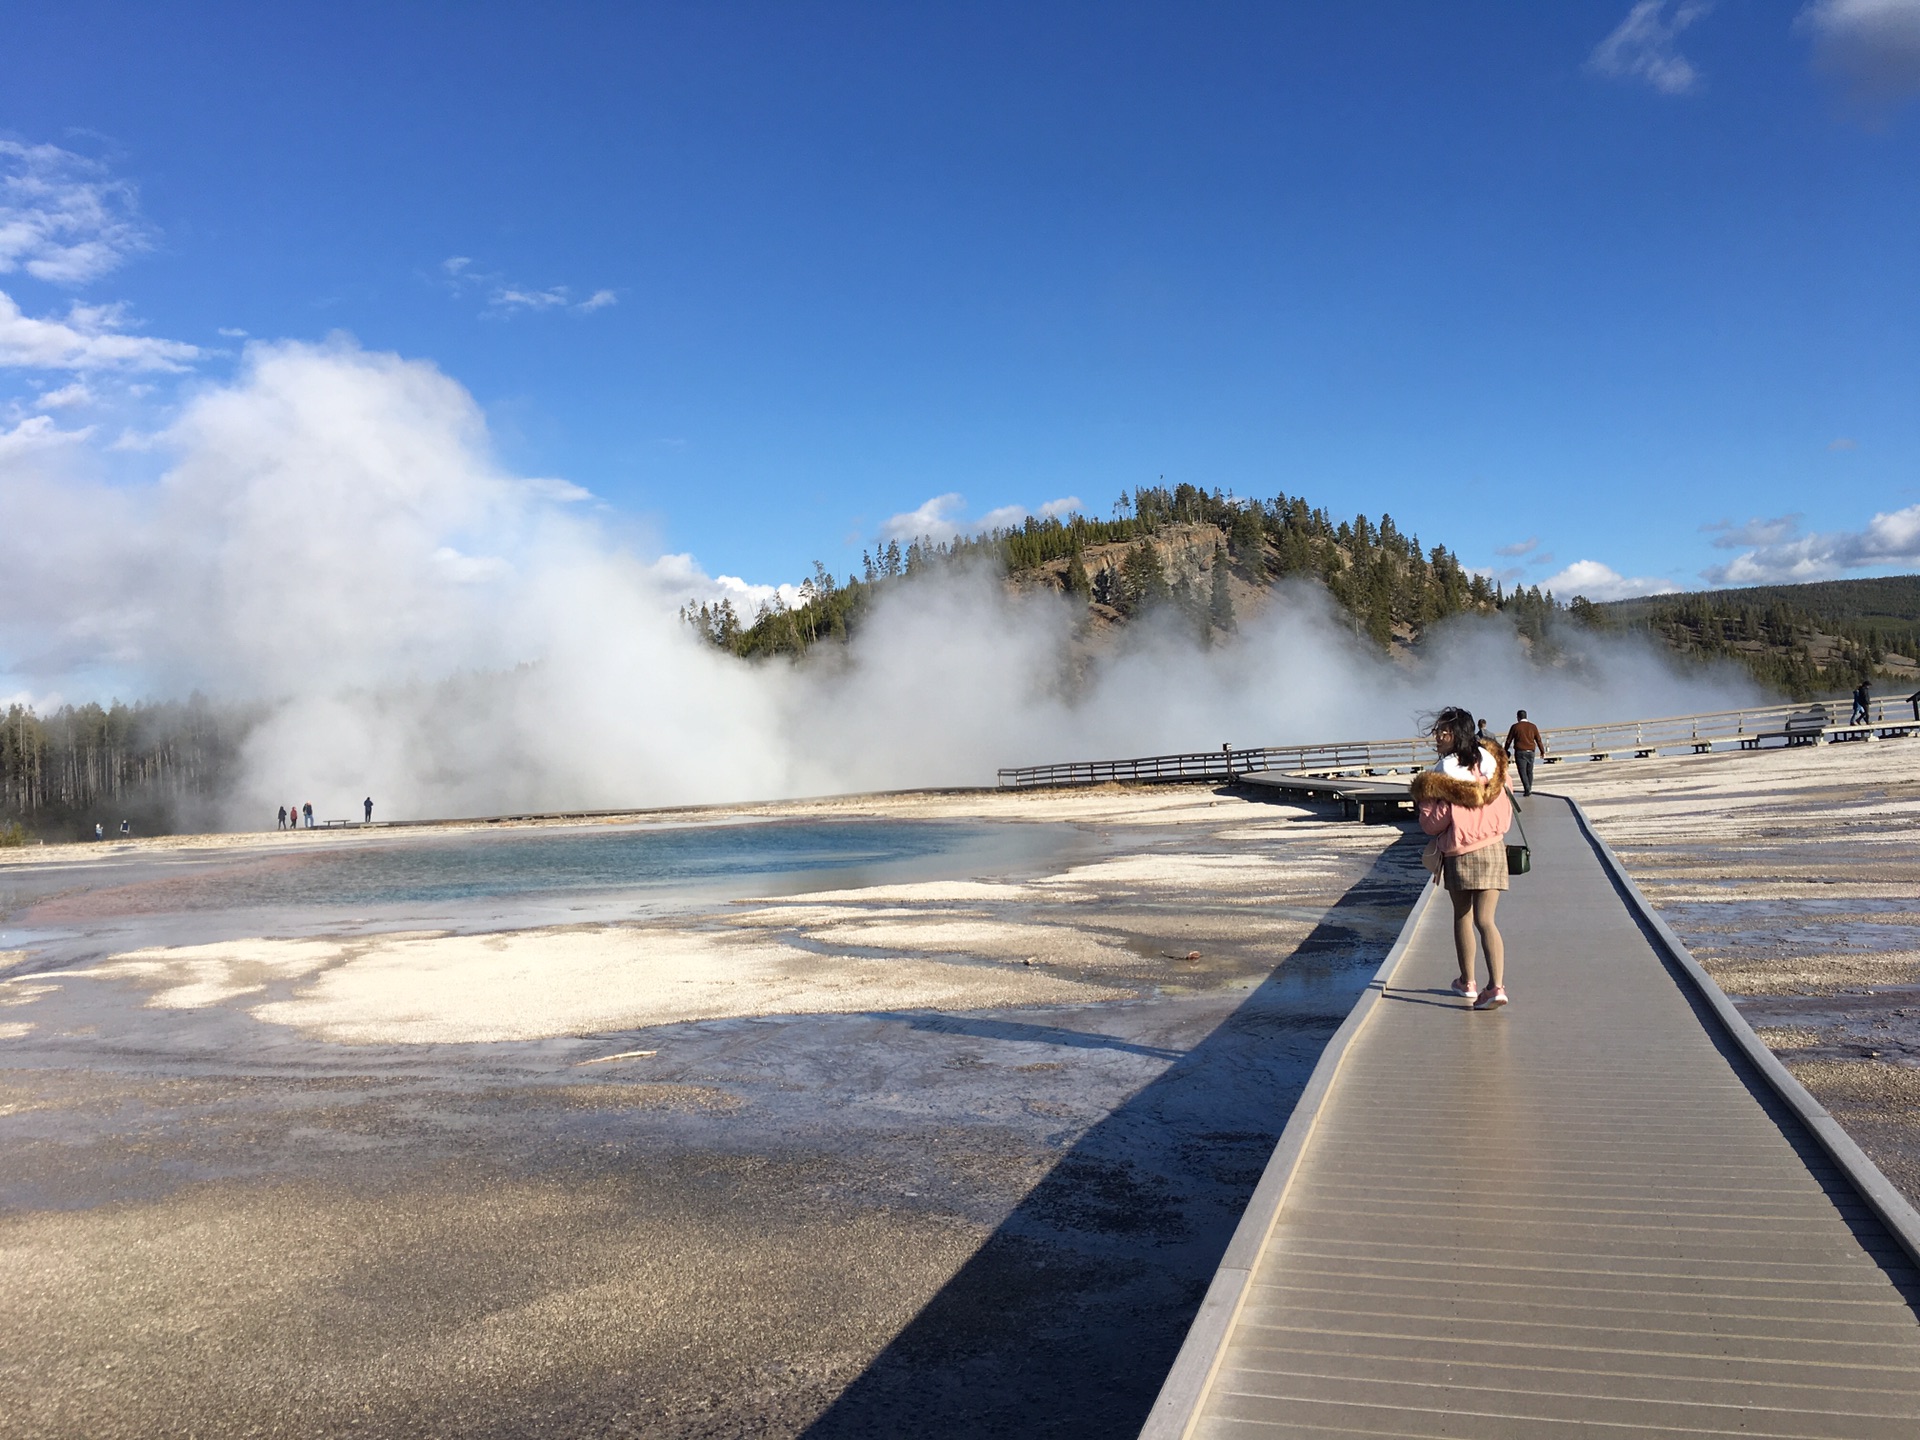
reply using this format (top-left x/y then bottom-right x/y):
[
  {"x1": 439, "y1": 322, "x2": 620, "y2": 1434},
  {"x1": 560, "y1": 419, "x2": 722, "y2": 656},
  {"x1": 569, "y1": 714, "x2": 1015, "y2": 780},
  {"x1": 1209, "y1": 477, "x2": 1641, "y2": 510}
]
[{"x1": 1144, "y1": 795, "x2": 1920, "y2": 1439}]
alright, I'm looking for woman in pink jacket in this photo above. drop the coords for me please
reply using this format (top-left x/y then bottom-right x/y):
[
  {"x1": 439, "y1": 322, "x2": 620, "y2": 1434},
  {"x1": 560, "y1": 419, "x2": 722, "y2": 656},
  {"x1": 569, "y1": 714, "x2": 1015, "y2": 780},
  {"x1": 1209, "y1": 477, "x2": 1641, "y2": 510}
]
[{"x1": 1410, "y1": 705, "x2": 1514, "y2": 1009}]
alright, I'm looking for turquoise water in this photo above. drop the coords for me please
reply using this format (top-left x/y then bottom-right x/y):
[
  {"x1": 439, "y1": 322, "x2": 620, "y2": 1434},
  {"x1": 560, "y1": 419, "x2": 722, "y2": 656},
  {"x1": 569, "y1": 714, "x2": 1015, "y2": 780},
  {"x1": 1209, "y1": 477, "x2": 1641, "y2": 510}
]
[
  {"x1": 258, "y1": 818, "x2": 1051, "y2": 908},
  {"x1": 7, "y1": 819, "x2": 1080, "y2": 924},
  {"x1": 0, "y1": 818, "x2": 1089, "y2": 972}
]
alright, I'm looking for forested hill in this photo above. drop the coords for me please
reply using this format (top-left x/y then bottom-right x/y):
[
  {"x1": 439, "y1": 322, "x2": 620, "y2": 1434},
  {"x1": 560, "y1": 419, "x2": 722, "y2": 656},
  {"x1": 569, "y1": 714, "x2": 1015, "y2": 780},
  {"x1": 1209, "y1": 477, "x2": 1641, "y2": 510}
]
[
  {"x1": 683, "y1": 483, "x2": 1556, "y2": 659},
  {"x1": 679, "y1": 486, "x2": 1920, "y2": 702},
  {"x1": 1593, "y1": 577, "x2": 1920, "y2": 698}
]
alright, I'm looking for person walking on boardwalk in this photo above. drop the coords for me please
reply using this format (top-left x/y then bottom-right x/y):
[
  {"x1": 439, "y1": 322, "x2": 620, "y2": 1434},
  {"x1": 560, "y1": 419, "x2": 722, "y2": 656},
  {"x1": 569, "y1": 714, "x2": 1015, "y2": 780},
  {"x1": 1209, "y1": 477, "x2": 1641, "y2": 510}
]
[
  {"x1": 1851, "y1": 680, "x2": 1871, "y2": 725},
  {"x1": 1412, "y1": 705, "x2": 1514, "y2": 1010},
  {"x1": 302, "y1": 801, "x2": 313, "y2": 829},
  {"x1": 1503, "y1": 709, "x2": 1547, "y2": 797},
  {"x1": 363, "y1": 796, "x2": 373, "y2": 822},
  {"x1": 277, "y1": 805, "x2": 287, "y2": 831}
]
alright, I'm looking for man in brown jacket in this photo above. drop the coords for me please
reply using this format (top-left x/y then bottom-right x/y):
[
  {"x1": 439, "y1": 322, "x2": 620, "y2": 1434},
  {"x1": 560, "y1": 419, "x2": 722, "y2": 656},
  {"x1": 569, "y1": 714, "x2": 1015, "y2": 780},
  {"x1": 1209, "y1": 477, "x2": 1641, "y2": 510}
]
[{"x1": 1504, "y1": 710, "x2": 1546, "y2": 796}]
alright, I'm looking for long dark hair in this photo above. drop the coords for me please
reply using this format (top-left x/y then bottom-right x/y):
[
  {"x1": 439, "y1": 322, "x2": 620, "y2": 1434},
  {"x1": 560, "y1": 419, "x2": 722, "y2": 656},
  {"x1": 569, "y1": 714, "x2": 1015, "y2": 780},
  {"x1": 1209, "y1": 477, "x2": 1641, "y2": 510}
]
[{"x1": 1426, "y1": 705, "x2": 1481, "y2": 771}]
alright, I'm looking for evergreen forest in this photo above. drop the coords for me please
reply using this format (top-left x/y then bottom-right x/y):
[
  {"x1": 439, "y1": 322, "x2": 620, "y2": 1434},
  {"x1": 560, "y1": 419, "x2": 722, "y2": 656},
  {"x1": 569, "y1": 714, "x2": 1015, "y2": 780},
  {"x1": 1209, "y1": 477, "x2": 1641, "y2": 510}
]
[{"x1": 1594, "y1": 578, "x2": 1920, "y2": 699}]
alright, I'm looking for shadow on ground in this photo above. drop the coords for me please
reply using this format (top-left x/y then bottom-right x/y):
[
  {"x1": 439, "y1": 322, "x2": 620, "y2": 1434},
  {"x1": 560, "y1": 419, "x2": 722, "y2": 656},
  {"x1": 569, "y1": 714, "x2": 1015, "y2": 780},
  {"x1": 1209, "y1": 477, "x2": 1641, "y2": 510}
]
[{"x1": 802, "y1": 831, "x2": 1423, "y2": 1440}]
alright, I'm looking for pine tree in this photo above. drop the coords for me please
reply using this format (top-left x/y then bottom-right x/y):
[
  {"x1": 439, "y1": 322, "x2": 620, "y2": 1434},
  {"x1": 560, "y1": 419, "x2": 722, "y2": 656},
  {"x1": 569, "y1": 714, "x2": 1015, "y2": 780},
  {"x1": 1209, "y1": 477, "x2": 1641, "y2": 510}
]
[
  {"x1": 1366, "y1": 586, "x2": 1393, "y2": 650},
  {"x1": 1209, "y1": 545, "x2": 1236, "y2": 634},
  {"x1": 1065, "y1": 542, "x2": 1090, "y2": 599},
  {"x1": 1229, "y1": 505, "x2": 1268, "y2": 582},
  {"x1": 1119, "y1": 540, "x2": 1170, "y2": 615}
]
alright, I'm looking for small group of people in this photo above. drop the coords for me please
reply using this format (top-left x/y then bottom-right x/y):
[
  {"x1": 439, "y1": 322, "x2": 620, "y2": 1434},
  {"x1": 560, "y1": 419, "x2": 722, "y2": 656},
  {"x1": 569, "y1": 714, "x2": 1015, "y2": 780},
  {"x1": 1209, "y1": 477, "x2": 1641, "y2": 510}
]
[
  {"x1": 275, "y1": 797, "x2": 374, "y2": 831},
  {"x1": 1412, "y1": 705, "x2": 1545, "y2": 1012}
]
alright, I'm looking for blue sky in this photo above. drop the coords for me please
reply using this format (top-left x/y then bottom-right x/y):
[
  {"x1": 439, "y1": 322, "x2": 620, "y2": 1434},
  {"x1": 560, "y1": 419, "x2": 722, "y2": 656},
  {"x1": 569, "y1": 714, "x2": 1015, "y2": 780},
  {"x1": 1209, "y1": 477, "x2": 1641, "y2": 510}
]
[{"x1": 5, "y1": 0, "x2": 1920, "y2": 601}]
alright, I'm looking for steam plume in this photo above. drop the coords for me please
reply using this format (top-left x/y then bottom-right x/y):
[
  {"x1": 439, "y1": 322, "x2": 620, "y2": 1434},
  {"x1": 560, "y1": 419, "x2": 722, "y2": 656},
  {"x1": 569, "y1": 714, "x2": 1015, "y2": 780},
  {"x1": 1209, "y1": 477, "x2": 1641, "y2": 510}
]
[{"x1": 0, "y1": 339, "x2": 1762, "y2": 824}]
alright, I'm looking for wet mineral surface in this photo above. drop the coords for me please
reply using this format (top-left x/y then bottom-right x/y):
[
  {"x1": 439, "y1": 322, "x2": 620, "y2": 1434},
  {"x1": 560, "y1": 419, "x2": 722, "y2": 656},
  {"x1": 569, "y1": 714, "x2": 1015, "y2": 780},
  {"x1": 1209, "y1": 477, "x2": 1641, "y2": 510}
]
[{"x1": 0, "y1": 787, "x2": 1422, "y2": 1439}]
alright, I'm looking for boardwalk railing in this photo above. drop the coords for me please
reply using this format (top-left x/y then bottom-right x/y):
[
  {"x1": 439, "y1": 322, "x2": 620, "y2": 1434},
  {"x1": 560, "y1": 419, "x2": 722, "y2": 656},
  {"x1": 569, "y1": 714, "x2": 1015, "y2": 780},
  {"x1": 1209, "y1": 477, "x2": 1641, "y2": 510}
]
[{"x1": 996, "y1": 696, "x2": 1920, "y2": 789}]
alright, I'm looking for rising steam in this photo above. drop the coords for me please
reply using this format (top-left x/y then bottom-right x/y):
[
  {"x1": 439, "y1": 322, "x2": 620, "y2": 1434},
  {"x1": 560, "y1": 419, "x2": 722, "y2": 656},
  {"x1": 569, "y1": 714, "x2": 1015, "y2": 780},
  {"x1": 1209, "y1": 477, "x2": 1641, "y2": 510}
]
[{"x1": 0, "y1": 338, "x2": 1762, "y2": 824}]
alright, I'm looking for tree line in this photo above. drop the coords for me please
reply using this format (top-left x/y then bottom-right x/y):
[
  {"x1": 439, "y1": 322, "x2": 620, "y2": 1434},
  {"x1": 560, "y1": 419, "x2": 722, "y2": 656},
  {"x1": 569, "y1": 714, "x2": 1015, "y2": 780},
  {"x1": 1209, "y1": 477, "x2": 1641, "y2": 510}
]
[{"x1": 0, "y1": 697, "x2": 251, "y2": 840}]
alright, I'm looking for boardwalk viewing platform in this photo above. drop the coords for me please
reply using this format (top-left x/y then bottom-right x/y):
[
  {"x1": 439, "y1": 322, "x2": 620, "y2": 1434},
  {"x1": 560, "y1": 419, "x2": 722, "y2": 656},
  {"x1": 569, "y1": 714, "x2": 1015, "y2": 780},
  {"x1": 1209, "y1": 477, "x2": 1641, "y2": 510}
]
[{"x1": 1143, "y1": 794, "x2": 1920, "y2": 1439}]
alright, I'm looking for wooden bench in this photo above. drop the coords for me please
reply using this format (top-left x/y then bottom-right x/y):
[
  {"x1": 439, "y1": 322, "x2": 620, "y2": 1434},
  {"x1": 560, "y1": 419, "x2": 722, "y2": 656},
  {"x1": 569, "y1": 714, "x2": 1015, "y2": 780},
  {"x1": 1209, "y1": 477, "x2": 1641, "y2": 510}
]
[
  {"x1": 1690, "y1": 740, "x2": 1714, "y2": 754},
  {"x1": 1826, "y1": 724, "x2": 1875, "y2": 743},
  {"x1": 1738, "y1": 712, "x2": 1826, "y2": 749}
]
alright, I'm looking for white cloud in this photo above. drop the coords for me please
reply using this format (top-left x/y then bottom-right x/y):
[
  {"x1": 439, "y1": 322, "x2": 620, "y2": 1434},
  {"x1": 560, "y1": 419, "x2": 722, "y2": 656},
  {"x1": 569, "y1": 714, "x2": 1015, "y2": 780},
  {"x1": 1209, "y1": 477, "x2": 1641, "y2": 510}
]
[
  {"x1": 1799, "y1": 0, "x2": 1920, "y2": 103},
  {"x1": 33, "y1": 380, "x2": 93, "y2": 410},
  {"x1": 878, "y1": 492, "x2": 1085, "y2": 545},
  {"x1": 1704, "y1": 501, "x2": 1920, "y2": 584},
  {"x1": 1701, "y1": 514, "x2": 1802, "y2": 548},
  {"x1": 1588, "y1": 1, "x2": 1713, "y2": 95},
  {"x1": 494, "y1": 286, "x2": 569, "y2": 311},
  {"x1": 880, "y1": 492, "x2": 968, "y2": 545},
  {"x1": 1493, "y1": 536, "x2": 1540, "y2": 558},
  {"x1": 218, "y1": 326, "x2": 248, "y2": 339},
  {"x1": 441, "y1": 256, "x2": 617, "y2": 318},
  {"x1": 975, "y1": 503, "x2": 1031, "y2": 532},
  {"x1": 0, "y1": 141, "x2": 153, "y2": 286},
  {"x1": 522, "y1": 476, "x2": 593, "y2": 504},
  {"x1": 1538, "y1": 559, "x2": 1681, "y2": 601},
  {"x1": 0, "y1": 290, "x2": 200, "y2": 371},
  {"x1": 0, "y1": 413, "x2": 92, "y2": 460},
  {"x1": 649, "y1": 552, "x2": 802, "y2": 613}
]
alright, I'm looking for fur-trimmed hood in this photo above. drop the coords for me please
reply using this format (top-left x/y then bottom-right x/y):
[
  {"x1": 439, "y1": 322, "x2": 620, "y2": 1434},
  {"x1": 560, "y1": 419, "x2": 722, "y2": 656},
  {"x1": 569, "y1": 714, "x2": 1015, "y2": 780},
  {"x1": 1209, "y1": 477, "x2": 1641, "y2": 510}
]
[{"x1": 1409, "y1": 741, "x2": 1509, "y2": 807}]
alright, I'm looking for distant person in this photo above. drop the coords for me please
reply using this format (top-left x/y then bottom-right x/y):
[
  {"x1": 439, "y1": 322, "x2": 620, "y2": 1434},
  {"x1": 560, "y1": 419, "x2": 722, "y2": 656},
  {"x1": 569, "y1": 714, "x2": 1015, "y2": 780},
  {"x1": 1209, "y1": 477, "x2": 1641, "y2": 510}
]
[
  {"x1": 1412, "y1": 705, "x2": 1514, "y2": 1010},
  {"x1": 288, "y1": 802, "x2": 298, "y2": 835},
  {"x1": 277, "y1": 805, "x2": 287, "y2": 831},
  {"x1": 1503, "y1": 709, "x2": 1547, "y2": 797},
  {"x1": 119, "y1": 820, "x2": 130, "y2": 837},
  {"x1": 302, "y1": 802, "x2": 314, "y2": 829},
  {"x1": 1851, "y1": 680, "x2": 1871, "y2": 725},
  {"x1": 363, "y1": 796, "x2": 374, "y2": 823},
  {"x1": 1910, "y1": 688, "x2": 1920, "y2": 723},
  {"x1": 94, "y1": 822, "x2": 104, "y2": 841},
  {"x1": 1476, "y1": 717, "x2": 1491, "y2": 745}
]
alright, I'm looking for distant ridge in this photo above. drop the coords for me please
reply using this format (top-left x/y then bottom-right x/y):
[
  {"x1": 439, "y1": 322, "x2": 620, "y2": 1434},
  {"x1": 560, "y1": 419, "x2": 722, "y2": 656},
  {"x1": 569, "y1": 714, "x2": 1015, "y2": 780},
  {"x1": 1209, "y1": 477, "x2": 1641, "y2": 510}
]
[
  {"x1": 1600, "y1": 574, "x2": 1920, "y2": 639},
  {"x1": 1595, "y1": 574, "x2": 1920, "y2": 697}
]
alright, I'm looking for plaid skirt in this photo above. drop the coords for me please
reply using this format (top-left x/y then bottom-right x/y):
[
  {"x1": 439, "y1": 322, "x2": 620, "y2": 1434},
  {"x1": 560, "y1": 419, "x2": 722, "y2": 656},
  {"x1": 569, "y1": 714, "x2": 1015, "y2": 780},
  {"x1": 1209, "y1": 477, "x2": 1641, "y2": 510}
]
[{"x1": 1444, "y1": 841, "x2": 1509, "y2": 892}]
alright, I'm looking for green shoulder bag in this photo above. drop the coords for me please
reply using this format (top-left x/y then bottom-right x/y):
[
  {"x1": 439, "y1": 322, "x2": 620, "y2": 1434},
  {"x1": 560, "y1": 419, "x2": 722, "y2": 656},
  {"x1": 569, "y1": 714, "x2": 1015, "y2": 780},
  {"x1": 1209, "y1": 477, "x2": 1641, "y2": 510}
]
[{"x1": 1507, "y1": 800, "x2": 1531, "y2": 877}]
